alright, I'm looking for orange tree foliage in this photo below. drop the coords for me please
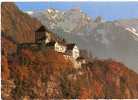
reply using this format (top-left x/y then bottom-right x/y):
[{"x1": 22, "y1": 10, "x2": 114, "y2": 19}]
[
  {"x1": 1, "y1": 37, "x2": 16, "y2": 81},
  {"x1": 79, "y1": 87, "x2": 92, "y2": 99},
  {"x1": 1, "y1": 39, "x2": 138, "y2": 99},
  {"x1": 1, "y1": 55, "x2": 10, "y2": 80}
]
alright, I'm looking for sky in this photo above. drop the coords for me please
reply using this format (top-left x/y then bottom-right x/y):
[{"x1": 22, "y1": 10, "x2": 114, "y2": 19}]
[{"x1": 16, "y1": 2, "x2": 138, "y2": 21}]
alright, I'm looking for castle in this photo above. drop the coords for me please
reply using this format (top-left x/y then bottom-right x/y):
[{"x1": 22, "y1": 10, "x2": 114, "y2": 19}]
[{"x1": 18, "y1": 25, "x2": 87, "y2": 69}]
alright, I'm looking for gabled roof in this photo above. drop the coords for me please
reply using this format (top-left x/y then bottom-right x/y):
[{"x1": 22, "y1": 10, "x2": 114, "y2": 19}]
[
  {"x1": 35, "y1": 25, "x2": 46, "y2": 32},
  {"x1": 66, "y1": 43, "x2": 76, "y2": 50},
  {"x1": 56, "y1": 41, "x2": 67, "y2": 46},
  {"x1": 76, "y1": 57, "x2": 85, "y2": 61},
  {"x1": 35, "y1": 25, "x2": 50, "y2": 32}
]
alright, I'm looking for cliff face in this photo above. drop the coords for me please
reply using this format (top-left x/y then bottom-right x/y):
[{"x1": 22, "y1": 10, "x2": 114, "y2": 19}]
[
  {"x1": 1, "y1": 2, "x2": 41, "y2": 43},
  {"x1": 1, "y1": 2, "x2": 138, "y2": 99}
]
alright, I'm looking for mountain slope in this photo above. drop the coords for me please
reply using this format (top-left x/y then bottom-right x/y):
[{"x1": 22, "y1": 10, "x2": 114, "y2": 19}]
[
  {"x1": 30, "y1": 9, "x2": 138, "y2": 72},
  {"x1": 1, "y1": 3, "x2": 138, "y2": 99},
  {"x1": 1, "y1": 2, "x2": 41, "y2": 43}
]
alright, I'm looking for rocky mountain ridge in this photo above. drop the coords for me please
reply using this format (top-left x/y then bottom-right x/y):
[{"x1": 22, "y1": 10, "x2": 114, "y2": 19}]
[{"x1": 29, "y1": 8, "x2": 138, "y2": 72}]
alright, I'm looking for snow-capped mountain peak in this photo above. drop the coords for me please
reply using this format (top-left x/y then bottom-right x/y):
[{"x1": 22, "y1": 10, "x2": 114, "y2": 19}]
[
  {"x1": 47, "y1": 8, "x2": 59, "y2": 13},
  {"x1": 26, "y1": 11, "x2": 34, "y2": 15},
  {"x1": 125, "y1": 27, "x2": 138, "y2": 41}
]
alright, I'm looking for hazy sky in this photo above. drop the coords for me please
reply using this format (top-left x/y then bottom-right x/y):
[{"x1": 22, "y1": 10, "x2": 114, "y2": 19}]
[{"x1": 16, "y1": 2, "x2": 138, "y2": 21}]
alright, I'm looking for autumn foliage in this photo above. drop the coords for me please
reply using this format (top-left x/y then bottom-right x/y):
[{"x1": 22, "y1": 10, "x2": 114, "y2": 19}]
[{"x1": 1, "y1": 2, "x2": 138, "y2": 99}]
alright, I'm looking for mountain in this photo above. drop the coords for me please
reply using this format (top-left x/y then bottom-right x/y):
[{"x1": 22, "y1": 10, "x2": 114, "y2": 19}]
[
  {"x1": 29, "y1": 9, "x2": 138, "y2": 72},
  {"x1": 31, "y1": 8, "x2": 96, "y2": 35},
  {"x1": 115, "y1": 19, "x2": 138, "y2": 31},
  {"x1": 1, "y1": 2, "x2": 41, "y2": 43},
  {"x1": 1, "y1": 3, "x2": 138, "y2": 99}
]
